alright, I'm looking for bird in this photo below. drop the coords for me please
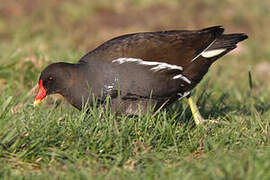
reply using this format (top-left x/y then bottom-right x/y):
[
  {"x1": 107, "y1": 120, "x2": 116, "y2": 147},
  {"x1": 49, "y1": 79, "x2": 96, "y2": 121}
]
[{"x1": 34, "y1": 26, "x2": 248, "y2": 125}]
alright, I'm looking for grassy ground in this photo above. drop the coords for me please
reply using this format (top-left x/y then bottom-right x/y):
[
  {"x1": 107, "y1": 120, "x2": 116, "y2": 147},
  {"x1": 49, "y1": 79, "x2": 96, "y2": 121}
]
[{"x1": 1, "y1": 0, "x2": 270, "y2": 179}]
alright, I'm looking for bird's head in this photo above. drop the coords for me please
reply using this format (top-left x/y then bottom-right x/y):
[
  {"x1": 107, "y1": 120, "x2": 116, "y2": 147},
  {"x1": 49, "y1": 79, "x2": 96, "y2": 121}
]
[{"x1": 34, "y1": 62, "x2": 73, "y2": 106}]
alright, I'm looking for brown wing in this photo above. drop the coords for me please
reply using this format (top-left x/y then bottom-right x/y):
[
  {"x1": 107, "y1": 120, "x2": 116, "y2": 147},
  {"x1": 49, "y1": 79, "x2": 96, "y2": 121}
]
[{"x1": 79, "y1": 26, "x2": 224, "y2": 69}]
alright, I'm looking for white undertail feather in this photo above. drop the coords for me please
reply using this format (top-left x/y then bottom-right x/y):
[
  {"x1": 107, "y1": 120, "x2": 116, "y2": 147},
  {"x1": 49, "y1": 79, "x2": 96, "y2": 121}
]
[
  {"x1": 201, "y1": 49, "x2": 227, "y2": 58},
  {"x1": 191, "y1": 39, "x2": 216, "y2": 62},
  {"x1": 112, "y1": 58, "x2": 183, "y2": 71}
]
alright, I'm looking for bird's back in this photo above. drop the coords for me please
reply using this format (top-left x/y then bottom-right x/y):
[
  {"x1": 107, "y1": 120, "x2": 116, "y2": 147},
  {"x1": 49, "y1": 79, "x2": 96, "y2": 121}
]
[{"x1": 75, "y1": 26, "x2": 248, "y2": 114}]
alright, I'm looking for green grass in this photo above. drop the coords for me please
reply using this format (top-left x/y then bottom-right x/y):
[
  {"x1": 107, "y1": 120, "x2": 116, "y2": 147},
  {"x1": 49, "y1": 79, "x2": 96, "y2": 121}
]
[{"x1": 1, "y1": 0, "x2": 270, "y2": 179}]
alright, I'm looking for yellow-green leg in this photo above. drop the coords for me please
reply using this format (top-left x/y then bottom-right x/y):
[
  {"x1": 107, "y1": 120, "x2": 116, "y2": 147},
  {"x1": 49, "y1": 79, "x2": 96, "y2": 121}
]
[
  {"x1": 187, "y1": 96, "x2": 205, "y2": 125},
  {"x1": 187, "y1": 96, "x2": 222, "y2": 125}
]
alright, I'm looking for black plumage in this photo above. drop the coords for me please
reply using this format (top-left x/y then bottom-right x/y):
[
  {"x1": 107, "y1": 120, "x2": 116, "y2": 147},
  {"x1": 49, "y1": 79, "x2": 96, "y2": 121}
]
[{"x1": 34, "y1": 26, "x2": 248, "y2": 115}]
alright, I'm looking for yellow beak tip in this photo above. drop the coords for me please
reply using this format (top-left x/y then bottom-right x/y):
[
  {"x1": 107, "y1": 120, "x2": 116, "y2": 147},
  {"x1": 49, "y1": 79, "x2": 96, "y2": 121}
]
[{"x1": 34, "y1": 99, "x2": 41, "y2": 107}]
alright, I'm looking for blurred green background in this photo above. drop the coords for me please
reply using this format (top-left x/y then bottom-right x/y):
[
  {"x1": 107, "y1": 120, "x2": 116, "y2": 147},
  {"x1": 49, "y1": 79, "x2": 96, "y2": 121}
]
[{"x1": 1, "y1": 0, "x2": 270, "y2": 179}]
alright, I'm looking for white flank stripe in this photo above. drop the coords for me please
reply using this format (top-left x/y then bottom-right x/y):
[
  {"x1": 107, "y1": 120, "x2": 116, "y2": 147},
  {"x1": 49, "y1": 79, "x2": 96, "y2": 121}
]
[
  {"x1": 112, "y1": 58, "x2": 183, "y2": 71},
  {"x1": 201, "y1": 49, "x2": 226, "y2": 58},
  {"x1": 191, "y1": 39, "x2": 216, "y2": 62},
  {"x1": 173, "y1": 74, "x2": 191, "y2": 84},
  {"x1": 150, "y1": 64, "x2": 181, "y2": 72},
  {"x1": 178, "y1": 91, "x2": 191, "y2": 100}
]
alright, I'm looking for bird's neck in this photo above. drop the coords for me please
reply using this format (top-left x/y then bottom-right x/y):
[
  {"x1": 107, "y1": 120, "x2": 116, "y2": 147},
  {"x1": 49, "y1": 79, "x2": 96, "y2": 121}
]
[{"x1": 59, "y1": 63, "x2": 92, "y2": 110}]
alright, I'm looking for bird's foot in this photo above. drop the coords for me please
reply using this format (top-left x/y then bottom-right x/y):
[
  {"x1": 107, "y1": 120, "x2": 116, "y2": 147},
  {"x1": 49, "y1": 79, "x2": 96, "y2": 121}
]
[{"x1": 187, "y1": 96, "x2": 222, "y2": 125}]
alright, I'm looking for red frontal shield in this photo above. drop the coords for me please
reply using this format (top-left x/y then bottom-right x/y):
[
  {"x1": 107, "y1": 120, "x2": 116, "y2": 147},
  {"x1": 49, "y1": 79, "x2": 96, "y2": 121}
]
[{"x1": 34, "y1": 80, "x2": 47, "y2": 105}]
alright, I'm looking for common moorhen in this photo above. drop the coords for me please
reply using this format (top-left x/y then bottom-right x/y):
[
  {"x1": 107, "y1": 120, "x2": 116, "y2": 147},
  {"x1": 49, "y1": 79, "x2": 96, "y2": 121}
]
[{"x1": 34, "y1": 26, "x2": 248, "y2": 124}]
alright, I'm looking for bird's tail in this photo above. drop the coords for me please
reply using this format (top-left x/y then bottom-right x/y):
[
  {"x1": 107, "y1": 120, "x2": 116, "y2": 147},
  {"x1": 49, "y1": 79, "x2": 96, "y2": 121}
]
[
  {"x1": 202, "y1": 33, "x2": 248, "y2": 62},
  {"x1": 182, "y1": 28, "x2": 248, "y2": 91}
]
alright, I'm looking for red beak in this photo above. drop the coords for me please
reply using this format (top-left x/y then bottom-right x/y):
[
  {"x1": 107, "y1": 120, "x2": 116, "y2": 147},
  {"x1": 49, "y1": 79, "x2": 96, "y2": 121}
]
[{"x1": 34, "y1": 80, "x2": 47, "y2": 106}]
